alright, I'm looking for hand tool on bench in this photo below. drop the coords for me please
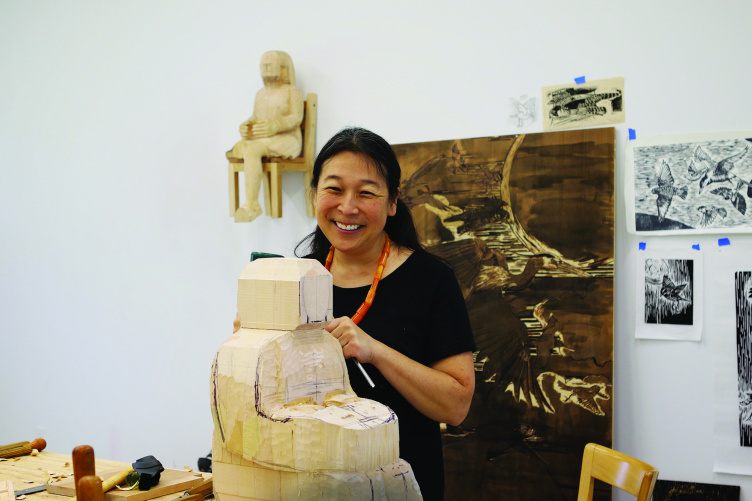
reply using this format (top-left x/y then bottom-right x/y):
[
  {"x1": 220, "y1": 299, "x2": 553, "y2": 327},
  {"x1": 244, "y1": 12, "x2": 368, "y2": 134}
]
[
  {"x1": 77, "y1": 476, "x2": 103, "y2": 501},
  {"x1": 169, "y1": 478, "x2": 213, "y2": 501},
  {"x1": 0, "y1": 438, "x2": 47, "y2": 458},
  {"x1": 69, "y1": 455, "x2": 164, "y2": 501},
  {"x1": 13, "y1": 485, "x2": 48, "y2": 497},
  {"x1": 72, "y1": 445, "x2": 97, "y2": 500}
]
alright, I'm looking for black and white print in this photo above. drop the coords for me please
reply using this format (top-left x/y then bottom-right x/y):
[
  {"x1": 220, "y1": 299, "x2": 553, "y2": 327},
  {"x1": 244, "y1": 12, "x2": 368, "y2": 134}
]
[
  {"x1": 653, "y1": 479, "x2": 740, "y2": 501},
  {"x1": 628, "y1": 131, "x2": 752, "y2": 234},
  {"x1": 736, "y1": 271, "x2": 752, "y2": 446},
  {"x1": 645, "y1": 258, "x2": 693, "y2": 325},
  {"x1": 541, "y1": 76, "x2": 624, "y2": 131}
]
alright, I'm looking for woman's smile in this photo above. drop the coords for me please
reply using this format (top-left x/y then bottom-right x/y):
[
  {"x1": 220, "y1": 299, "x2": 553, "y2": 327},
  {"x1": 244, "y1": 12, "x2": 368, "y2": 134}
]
[{"x1": 314, "y1": 151, "x2": 397, "y2": 258}]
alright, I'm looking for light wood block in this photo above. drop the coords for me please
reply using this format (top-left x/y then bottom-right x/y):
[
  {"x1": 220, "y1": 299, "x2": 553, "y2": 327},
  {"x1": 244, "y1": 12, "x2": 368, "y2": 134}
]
[
  {"x1": 212, "y1": 440, "x2": 421, "y2": 501},
  {"x1": 237, "y1": 258, "x2": 332, "y2": 331},
  {"x1": 47, "y1": 468, "x2": 203, "y2": 501},
  {"x1": 211, "y1": 258, "x2": 422, "y2": 500},
  {"x1": 0, "y1": 481, "x2": 14, "y2": 501}
]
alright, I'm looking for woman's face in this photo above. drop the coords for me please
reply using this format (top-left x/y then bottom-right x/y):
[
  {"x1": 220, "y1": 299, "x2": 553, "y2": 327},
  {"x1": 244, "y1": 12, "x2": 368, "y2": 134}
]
[{"x1": 314, "y1": 151, "x2": 397, "y2": 258}]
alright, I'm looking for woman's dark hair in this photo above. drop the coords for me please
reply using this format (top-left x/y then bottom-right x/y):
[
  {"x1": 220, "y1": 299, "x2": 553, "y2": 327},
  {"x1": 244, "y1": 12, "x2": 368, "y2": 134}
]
[{"x1": 295, "y1": 126, "x2": 424, "y2": 259}]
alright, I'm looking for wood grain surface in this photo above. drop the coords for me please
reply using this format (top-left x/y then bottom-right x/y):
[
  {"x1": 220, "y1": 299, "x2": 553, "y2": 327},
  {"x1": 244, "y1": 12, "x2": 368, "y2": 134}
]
[{"x1": 0, "y1": 452, "x2": 208, "y2": 501}]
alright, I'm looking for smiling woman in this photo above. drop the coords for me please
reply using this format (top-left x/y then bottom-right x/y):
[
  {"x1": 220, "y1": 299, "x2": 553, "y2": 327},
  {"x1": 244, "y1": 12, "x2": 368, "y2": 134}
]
[{"x1": 295, "y1": 127, "x2": 477, "y2": 501}]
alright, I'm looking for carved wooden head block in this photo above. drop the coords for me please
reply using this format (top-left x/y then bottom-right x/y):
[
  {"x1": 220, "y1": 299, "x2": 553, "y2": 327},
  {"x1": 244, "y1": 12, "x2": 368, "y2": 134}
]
[
  {"x1": 237, "y1": 258, "x2": 332, "y2": 330},
  {"x1": 260, "y1": 50, "x2": 296, "y2": 86},
  {"x1": 212, "y1": 258, "x2": 401, "y2": 474}
]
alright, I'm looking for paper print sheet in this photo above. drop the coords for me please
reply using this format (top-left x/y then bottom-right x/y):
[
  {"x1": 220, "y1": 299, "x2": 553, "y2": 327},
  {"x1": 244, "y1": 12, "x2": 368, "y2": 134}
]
[
  {"x1": 635, "y1": 248, "x2": 703, "y2": 341},
  {"x1": 507, "y1": 94, "x2": 536, "y2": 130},
  {"x1": 626, "y1": 131, "x2": 752, "y2": 235},
  {"x1": 653, "y1": 479, "x2": 740, "y2": 501},
  {"x1": 736, "y1": 270, "x2": 752, "y2": 446},
  {"x1": 541, "y1": 76, "x2": 624, "y2": 131},
  {"x1": 712, "y1": 247, "x2": 752, "y2": 475}
]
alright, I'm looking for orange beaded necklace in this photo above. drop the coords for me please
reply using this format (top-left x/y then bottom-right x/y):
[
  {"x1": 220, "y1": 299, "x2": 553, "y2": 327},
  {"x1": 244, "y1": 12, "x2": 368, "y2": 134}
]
[{"x1": 325, "y1": 233, "x2": 391, "y2": 324}]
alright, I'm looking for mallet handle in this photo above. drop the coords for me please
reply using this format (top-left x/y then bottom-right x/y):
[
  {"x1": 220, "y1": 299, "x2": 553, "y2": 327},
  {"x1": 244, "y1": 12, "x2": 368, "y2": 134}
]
[
  {"x1": 0, "y1": 439, "x2": 47, "y2": 458},
  {"x1": 77, "y1": 476, "x2": 103, "y2": 501},
  {"x1": 72, "y1": 445, "x2": 95, "y2": 500},
  {"x1": 101, "y1": 467, "x2": 135, "y2": 493},
  {"x1": 70, "y1": 466, "x2": 134, "y2": 501}
]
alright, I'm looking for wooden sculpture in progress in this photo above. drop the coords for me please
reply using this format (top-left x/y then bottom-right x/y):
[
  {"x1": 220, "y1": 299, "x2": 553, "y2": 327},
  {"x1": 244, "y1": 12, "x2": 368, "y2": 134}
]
[
  {"x1": 210, "y1": 258, "x2": 422, "y2": 500},
  {"x1": 230, "y1": 51, "x2": 304, "y2": 222}
]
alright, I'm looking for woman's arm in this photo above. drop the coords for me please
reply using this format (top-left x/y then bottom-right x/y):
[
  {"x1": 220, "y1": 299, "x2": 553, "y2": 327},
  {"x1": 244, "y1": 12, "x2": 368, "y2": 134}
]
[{"x1": 326, "y1": 317, "x2": 475, "y2": 426}]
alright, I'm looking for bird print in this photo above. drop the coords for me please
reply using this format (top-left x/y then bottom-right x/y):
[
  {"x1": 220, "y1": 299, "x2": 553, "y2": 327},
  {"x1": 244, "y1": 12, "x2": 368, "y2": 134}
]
[
  {"x1": 740, "y1": 390, "x2": 752, "y2": 425},
  {"x1": 660, "y1": 275, "x2": 689, "y2": 303},
  {"x1": 510, "y1": 95, "x2": 535, "y2": 127},
  {"x1": 537, "y1": 372, "x2": 610, "y2": 416},
  {"x1": 475, "y1": 252, "x2": 588, "y2": 293},
  {"x1": 697, "y1": 205, "x2": 727, "y2": 227},
  {"x1": 444, "y1": 197, "x2": 509, "y2": 235},
  {"x1": 547, "y1": 87, "x2": 622, "y2": 122},
  {"x1": 553, "y1": 378, "x2": 610, "y2": 416},
  {"x1": 652, "y1": 159, "x2": 688, "y2": 223},
  {"x1": 450, "y1": 141, "x2": 472, "y2": 174},
  {"x1": 710, "y1": 183, "x2": 747, "y2": 215},
  {"x1": 694, "y1": 141, "x2": 752, "y2": 193}
]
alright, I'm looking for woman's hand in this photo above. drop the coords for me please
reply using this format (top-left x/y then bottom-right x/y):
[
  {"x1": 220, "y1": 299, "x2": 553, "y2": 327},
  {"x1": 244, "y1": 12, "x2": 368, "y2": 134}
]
[
  {"x1": 325, "y1": 316, "x2": 379, "y2": 363},
  {"x1": 327, "y1": 315, "x2": 474, "y2": 425}
]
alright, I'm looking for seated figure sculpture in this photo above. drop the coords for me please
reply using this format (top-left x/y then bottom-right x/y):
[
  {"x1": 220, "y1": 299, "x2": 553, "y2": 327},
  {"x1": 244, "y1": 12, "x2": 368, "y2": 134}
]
[
  {"x1": 230, "y1": 51, "x2": 304, "y2": 222},
  {"x1": 210, "y1": 258, "x2": 422, "y2": 500}
]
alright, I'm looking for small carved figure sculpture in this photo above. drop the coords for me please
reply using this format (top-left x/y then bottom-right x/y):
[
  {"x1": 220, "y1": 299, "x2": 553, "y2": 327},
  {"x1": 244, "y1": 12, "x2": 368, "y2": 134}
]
[{"x1": 231, "y1": 51, "x2": 304, "y2": 222}]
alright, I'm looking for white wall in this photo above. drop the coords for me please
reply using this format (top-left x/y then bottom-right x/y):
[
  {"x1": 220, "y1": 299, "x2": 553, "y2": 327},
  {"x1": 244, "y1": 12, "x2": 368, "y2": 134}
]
[{"x1": 2, "y1": 1, "x2": 751, "y2": 498}]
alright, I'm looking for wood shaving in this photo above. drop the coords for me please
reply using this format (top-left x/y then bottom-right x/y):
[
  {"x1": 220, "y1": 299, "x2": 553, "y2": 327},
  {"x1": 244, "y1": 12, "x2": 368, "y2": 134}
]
[
  {"x1": 30, "y1": 450, "x2": 39, "y2": 456},
  {"x1": 183, "y1": 467, "x2": 193, "y2": 472},
  {"x1": 16, "y1": 495, "x2": 26, "y2": 500},
  {"x1": 0, "y1": 458, "x2": 7, "y2": 462},
  {"x1": 22, "y1": 480, "x2": 33, "y2": 484},
  {"x1": 63, "y1": 462, "x2": 70, "y2": 467}
]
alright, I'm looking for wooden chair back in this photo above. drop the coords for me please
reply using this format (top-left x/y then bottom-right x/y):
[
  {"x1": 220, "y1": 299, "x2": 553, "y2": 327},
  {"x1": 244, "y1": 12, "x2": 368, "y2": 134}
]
[
  {"x1": 577, "y1": 443, "x2": 658, "y2": 501},
  {"x1": 228, "y1": 93, "x2": 317, "y2": 220}
]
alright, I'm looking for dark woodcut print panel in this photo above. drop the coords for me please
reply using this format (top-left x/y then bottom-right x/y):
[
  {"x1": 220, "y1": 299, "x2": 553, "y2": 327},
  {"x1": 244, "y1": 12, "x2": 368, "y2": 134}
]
[
  {"x1": 393, "y1": 128, "x2": 615, "y2": 501},
  {"x1": 644, "y1": 258, "x2": 694, "y2": 325},
  {"x1": 653, "y1": 479, "x2": 740, "y2": 501},
  {"x1": 736, "y1": 271, "x2": 752, "y2": 446}
]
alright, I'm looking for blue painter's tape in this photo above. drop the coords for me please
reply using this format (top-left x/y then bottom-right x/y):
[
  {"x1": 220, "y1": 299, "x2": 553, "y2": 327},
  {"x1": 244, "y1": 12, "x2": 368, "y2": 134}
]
[
  {"x1": 638, "y1": 242, "x2": 646, "y2": 250},
  {"x1": 692, "y1": 244, "x2": 700, "y2": 251},
  {"x1": 718, "y1": 237, "x2": 731, "y2": 246},
  {"x1": 574, "y1": 76, "x2": 586, "y2": 85},
  {"x1": 629, "y1": 128, "x2": 636, "y2": 140}
]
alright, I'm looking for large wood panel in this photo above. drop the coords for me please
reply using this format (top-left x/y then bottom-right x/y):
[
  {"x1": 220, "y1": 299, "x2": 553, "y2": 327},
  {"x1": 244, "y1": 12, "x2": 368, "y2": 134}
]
[{"x1": 393, "y1": 128, "x2": 615, "y2": 500}]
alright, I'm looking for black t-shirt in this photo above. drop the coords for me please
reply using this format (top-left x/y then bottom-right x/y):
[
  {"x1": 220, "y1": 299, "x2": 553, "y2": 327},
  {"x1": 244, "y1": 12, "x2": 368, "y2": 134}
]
[{"x1": 316, "y1": 250, "x2": 475, "y2": 500}]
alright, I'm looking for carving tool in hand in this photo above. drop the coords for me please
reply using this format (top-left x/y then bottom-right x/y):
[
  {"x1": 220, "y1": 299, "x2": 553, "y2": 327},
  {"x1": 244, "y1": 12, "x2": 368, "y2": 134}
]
[
  {"x1": 0, "y1": 438, "x2": 47, "y2": 458},
  {"x1": 354, "y1": 360, "x2": 375, "y2": 388}
]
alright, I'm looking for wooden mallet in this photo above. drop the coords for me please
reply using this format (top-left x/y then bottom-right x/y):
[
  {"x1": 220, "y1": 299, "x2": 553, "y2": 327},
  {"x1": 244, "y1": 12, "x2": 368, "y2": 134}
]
[
  {"x1": 69, "y1": 455, "x2": 164, "y2": 501},
  {"x1": 72, "y1": 445, "x2": 96, "y2": 500}
]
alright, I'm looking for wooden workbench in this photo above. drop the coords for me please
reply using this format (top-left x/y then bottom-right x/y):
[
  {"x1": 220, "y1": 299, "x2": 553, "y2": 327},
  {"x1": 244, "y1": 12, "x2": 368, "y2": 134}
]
[{"x1": 0, "y1": 452, "x2": 209, "y2": 501}]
